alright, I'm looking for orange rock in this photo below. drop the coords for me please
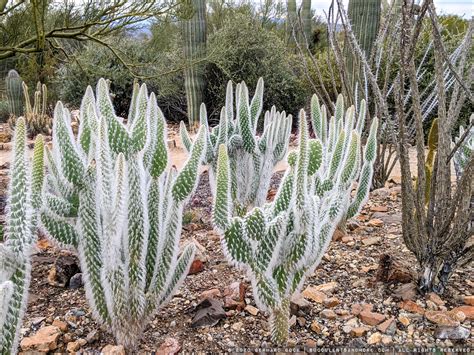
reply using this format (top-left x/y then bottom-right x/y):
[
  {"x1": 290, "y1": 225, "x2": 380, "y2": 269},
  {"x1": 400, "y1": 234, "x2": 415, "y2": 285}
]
[
  {"x1": 310, "y1": 321, "x2": 323, "y2": 334},
  {"x1": 323, "y1": 297, "x2": 340, "y2": 308},
  {"x1": 200, "y1": 288, "x2": 221, "y2": 300},
  {"x1": 359, "y1": 311, "x2": 386, "y2": 326},
  {"x1": 377, "y1": 317, "x2": 396, "y2": 334},
  {"x1": 157, "y1": 338, "x2": 181, "y2": 355},
  {"x1": 20, "y1": 326, "x2": 61, "y2": 352},
  {"x1": 51, "y1": 319, "x2": 68, "y2": 332},
  {"x1": 351, "y1": 303, "x2": 373, "y2": 316},
  {"x1": 451, "y1": 305, "x2": 474, "y2": 320},
  {"x1": 426, "y1": 292, "x2": 445, "y2": 306},
  {"x1": 367, "y1": 218, "x2": 384, "y2": 227},
  {"x1": 102, "y1": 345, "x2": 126, "y2": 355},
  {"x1": 188, "y1": 259, "x2": 204, "y2": 275},
  {"x1": 463, "y1": 296, "x2": 474, "y2": 306},
  {"x1": 399, "y1": 300, "x2": 425, "y2": 315},
  {"x1": 320, "y1": 309, "x2": 337, "y2": 319},
  {"x1": 332, "y1": 228, "x2": 346, "y2": 241},
  {"x1": 313, "y1": 282, "x2": 338, "y2": 293},
  {"x1": 425, "y1": 310, "x2": 460, "y2": 326},
  {"x1": 350, "y1": 326, "x2": 370, "y2": 337},
  {"x1": 302, "y1": 287, "x2": 327, "y2": 303},
  {"x1": 370, "y1": 206, "x2": 388, "y2": 212}
]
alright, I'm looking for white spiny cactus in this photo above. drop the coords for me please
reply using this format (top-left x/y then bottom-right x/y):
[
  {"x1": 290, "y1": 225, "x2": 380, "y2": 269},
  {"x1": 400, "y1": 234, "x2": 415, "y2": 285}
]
[
  {"x1": 0, "y1": 118, "x2": 45, "y2": 355},
  {"x1": 453, "y1": 114, "x2": 473, "y2": 181},
  {"x1": 213, "y1": 98, "x2": 378, "y2": 345},
  {"x1": 39, "y1": 79, "x2": 206, "y2": 349},
  {"x1": 181, "y1": 78, "x2": 292, "y2": 214},
  {"x1": 310, "y1": 94, "x2": 376, "y2": 222}
]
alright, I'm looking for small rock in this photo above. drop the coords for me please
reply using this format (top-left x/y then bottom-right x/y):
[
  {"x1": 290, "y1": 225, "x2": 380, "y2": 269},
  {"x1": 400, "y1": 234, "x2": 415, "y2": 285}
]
[
  {"x1": 377, "y1": 254, "x2": 413, "y2": 283},
  {"x1": 370, "y1": 205, "x2": 388, "y2": 212},
  {"x1": 200, "y1": 288, "x2": 221, "y2": 300},
  {"x1": 313, "y1": 281, "x2": 338, "y2": 293},
  {"x1": 31, "y1": 316, "x2": 46, "y2": 327},
  {"x1": 191, "y1": 298, "x2": 226, "y2": 328},
  {"x1": 371, "y1": 212, "x2": 402, "y2": 224},
  {"x1": 244, "y1": 305, "x2": 259, "y2": 316},
  {"x1": 434, "y1": 326, "x2": 470, "y2": 340},
  {"x1": 290, "y1": 293, "x2": 311, "y2": 314},
  {"x1": 398, "y1": 315, "x2": 410, "y2": 326},
  {"x1": 52, "y1": 319, "x2": 68, "y2": 332},
  {"x1": 392, "y1": 282, "x2": 417, "y2": 300},
  {"x1": 332, "y1": 228, "x2": 346, "y2": 241},
  {"x1": 69, "y1": 273, "x2": 83, "y2": 289},
  {"x1": 463, "y1": 295, "x2": 474, "y2": 306},
  {"x1": 310, "y1": 321, "x2": 322, "y2": 334},
  {"x1": 361, "y1": 264, "x2": 378, "y2": 273},
  {"x1": 381, "y1": 335, "x2": 392, "y2": 345},
  {"x1": 367, "y1": 218, "x2": 384, "y2": 227},
  {"x1": 289, "y1": 315, "x2": 297, "y2": 327},
  {"x1": 425, "y1": 310, "x2": 460, "y2": 327},
  {"x1": 102, "y1": 345, "x2": 126, "y2": 355},
  {"x1": 361, "y1": 237, "x2": 381, "y2": 246},
  {"x1": 351, "y1": 303, "x2": 373, "y2": 316},
  {"x1": 320, "y1": 309, "x2": 337, "y2": 319},
  {"x1": 367, "y1": 332, "x2": 382, "y2": 345},
  {"x1": 297, "y1": 316, "x2": 306, "y2": 327},
  {"x1": 305, "y1": 339, "x2": 317, "y2": 347},
  {"x1": 20, "y1": 325, "x2": 61, "y2": 352},
  {"x1": 323, "y1": 297, "x2": 340, "y2": 308},
  {"x1": 66, "y1": 338, "x2": 86, "y2": 353},
  {"x1": 451, "y1": 305, "x2": 473, "y2": 320},
  {"x1": 350, "y1": 326, "x2": 370, "y2": 337},
  {"x1": 377, "y1": 317, "x2": 396, "y2": 335},
  {"x1": 359, "y1": 311, "x2": 386, "y2": 326},
  {"x1": 223, "y1": 282, "x2": 247, "y2": 310},
  {"x1": 86, "y1": 330, "x2": 99, "y2": 343},
  {"x1": 399, "y1": 300, "x2": 425, "y2": 315},
  {"x1": 157, "y1": 337, "x2": 181, "y2": 354},
  {"x1": 302, "y1": 287, "x2": 327, "y2": 303},
  {"x1": 426, "y1": 292, "x2": 445, "y2": 306},
  {"x1": 342, "y1": 236, "x2": 354, "y2": 243},
  {"x1": 188, "y1": 259, "x2": 205, "y2": 274}
]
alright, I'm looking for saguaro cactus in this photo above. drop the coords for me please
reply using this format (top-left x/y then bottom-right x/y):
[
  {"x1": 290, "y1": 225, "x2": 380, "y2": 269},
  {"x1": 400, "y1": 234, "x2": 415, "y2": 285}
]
[
  {"x1": 182, "y1": 0, "x2": 207, "y2": 129},
  {"x1": 345, "y1": 0, "x2": 382, "y2": 95},
  {"x1": 213, "y1": 97, "x2": 378, "y2": 345},
  {"x1": 181, "y1": 78, "x2": 292, "y2": 213},
  {"x1": 40, "y1": 79, "x2": 206, "y2": 349},
  {"x1": 0, "y1": 118, "x2": 44, "y2": 355},
  {"x1": 5, "y1": 69, "x2": 23, "y2": 117},
  {"x1": 300, "y1": 0, "x2": 312, "y2": 45}
]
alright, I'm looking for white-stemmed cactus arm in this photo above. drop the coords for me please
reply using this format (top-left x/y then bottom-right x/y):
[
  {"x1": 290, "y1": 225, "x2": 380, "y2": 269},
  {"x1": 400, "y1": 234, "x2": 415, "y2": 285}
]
[
  {"x1": 213, "y1": 96, "x2": 378, "y2": 345},
  {"x1": 0, "y1": 118, "x2": 45, "y2": 355},
  {"x1": 40, "y1": 79, "x2": 205, "y2": 350}
]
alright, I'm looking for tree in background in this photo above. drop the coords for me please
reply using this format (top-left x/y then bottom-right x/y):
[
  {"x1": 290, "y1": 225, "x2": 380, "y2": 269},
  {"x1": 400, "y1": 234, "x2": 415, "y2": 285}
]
[{"x1": 182, "y1": 0, "x2": 207, "y2": 129}]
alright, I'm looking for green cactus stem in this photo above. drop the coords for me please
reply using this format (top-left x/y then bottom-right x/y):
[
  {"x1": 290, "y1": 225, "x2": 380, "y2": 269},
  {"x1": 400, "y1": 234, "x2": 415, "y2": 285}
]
[{"x1": 5, "y1": 70, "x2": 23, "y2": 117}]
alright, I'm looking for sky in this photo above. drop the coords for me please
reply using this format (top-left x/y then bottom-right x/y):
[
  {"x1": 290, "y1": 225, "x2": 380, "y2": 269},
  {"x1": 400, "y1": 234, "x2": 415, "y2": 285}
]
[{"x1": 311, "y1": 0, "x2": 473, "y2": 18}]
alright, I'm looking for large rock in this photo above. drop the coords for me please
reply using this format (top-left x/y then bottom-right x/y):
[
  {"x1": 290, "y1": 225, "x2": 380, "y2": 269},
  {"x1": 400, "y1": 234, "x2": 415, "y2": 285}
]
[
  {"x1": 434, "y1": 326, "x2": 470, "y2": 340},
  {"x1": 223, "y1": 281, "x2": 247, "y2": 310},
  {"x1": 359, "y1": 311, "x2": 386, "y2": 326},
  {"x1": 20, "y1": 325, "x2": 61, "y2": 353},
  {"x1": 302, "y1": 287, "x2": 327, "y2": 303},
  {"x1": 398, "y1": 300, "x2": 425, "y2": 315},
  {"x1": 290, "y1": 293, "x2": 311, "y2": 314},
  {"x1": 425, "y1": 310, "x2": 463, "y2": 326},
  {"x1": 191, "y1": 298, "x2": 226, "y2": 328},
  {"x1": 102, "y1": 345, "x2": 126, "y2": 355},
  {"x1": 451, "y1": 305, "x2": 474, "y2": 320}
]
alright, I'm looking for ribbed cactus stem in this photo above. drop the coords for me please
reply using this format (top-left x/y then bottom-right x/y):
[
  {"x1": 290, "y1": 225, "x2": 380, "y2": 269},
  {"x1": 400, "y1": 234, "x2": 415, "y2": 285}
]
[
  {"x1": 182, "y1": 0, "x2": 207, "y2": 130},
  {"x1": 270, "y1": 298, "x2": 290, "y2": 345},
  {"x1": 300, "y1": 0, "x2": 312, "y2": 45},
  {"x1": 287, "y1": 0, "x2": 297, "y2": 45},
  {"x1": 5, "y1": 70, "x2": 23, "y2": 117},
  {"x1": 345, "y1": 0, "x2": 381, "y2": 95}
]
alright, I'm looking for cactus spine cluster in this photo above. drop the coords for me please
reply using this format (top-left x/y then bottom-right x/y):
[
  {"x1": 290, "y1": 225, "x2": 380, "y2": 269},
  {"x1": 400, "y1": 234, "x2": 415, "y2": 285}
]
[
  {"x1": 9, "y1": 82, "x2": 51, "y2": 138},
  {"x1": 5, "y1": 70, "x2": 23, "y2": 117},
  {"x1": 39, "y1": 79, "x2": 205, "y2": 349},
  {"x1": 181, "y1": 78, "x2": 292, "y2": 214},
  {"x1": 0, "y1": 118, "x2": 44, "y2": 355},
  {"x1": 182, "y1": 0, "x2": 207, "y2": 129},
  {"x1": 453, "y1": 114, "x2": 473, "y2": 181},
  {"x1": 213, "y1": 95, "x2": 378, "y2": 344}
]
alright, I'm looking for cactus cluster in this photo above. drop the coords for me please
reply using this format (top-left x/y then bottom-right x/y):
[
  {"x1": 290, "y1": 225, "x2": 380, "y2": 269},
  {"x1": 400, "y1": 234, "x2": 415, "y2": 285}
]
[
  {"x1": 39, "y1": 79, "x2": 206, "y2": 349},
  {"x1": 9, "y1": 82, "x2": 52, "y2": 138},
  {"x1": 453, "y1": 115, "x2": 473, "y2": 181},
  {"x1": 181, "y1": 78, "x2": 292, "y2": 214},
  {"x1": 213, "y1": 95, "x2": 378, "y2": 344},
  {"x1": 0, "y1": 118, "x2": 44, "y2": 355},
  {"x1": 5, "y1": 70, "x2": 23, "y2": 117}
]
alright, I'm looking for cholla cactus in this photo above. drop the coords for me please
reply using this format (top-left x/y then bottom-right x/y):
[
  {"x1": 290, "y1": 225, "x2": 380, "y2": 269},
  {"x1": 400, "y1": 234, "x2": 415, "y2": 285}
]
[
  {"x1": 181, "y1": 78, "x2": 292, "y2": 213},
  {"x1": 0, "y1": 118, "x2": 45, "y2": 355},
  {"x1": 213, "y1": 101, "x2": 378, "y2": 345},
  {"x1": 310, "y1": 94, "x2": 377, "y2": 221},
  {"x1": 453, "y1": 114, "x2": 473, "y2": 181},
  {"x1": 39, "y1": 79, "x2": 206, "y2": 349}
]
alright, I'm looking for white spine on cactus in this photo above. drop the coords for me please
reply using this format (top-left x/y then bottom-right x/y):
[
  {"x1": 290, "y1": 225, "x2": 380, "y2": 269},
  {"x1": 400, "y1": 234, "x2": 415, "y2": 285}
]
[{"x1": 40, "y1": 79, "x2": 206, "y2": 349}]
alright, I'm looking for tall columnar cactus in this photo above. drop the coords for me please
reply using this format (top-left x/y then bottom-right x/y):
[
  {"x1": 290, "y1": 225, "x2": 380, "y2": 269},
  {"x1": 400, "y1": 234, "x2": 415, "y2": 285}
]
[
  {"x1": 310, "y1": 94, "x2": 377, "y2": 221},
  {"x1": 181, "y1": 78, "x2": 292, "y2": 213},
  {"x1": 213, "y1": 98, "x2": 378, "y2": 345},
  {"x1": 287, "y1": 0, "x2": 297, "y2": 45},
  {"x1": 0, "y1": 118, "x2": 45, "y2": 355},
  {"x1": 5, "y1": 69, "x2": 23, "y2": 117},
  {"x1": 300, "y1": 0, "x2": 312, "y2": 45},
  {"x1": 9, "y1": 82, "x2": 51, "y2": 138},
  {"x1": 345, "y1": 0, "x2": 382, "y2": 95},
  {"x1": 182, "y1": 0, "x2": 207, "y2": 129},
  {"x1": 453, "y1": 115, "x2": 473, "y2": 181},
  {"x1": 39, "y1": 79, "x2": 206, "y2": 349}
]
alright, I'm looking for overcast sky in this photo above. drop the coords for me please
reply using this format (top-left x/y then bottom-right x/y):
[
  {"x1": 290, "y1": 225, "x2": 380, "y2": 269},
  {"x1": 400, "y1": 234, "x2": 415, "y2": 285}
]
[{"x1": 311, "y1": 0, "x2": 473, "y2": 18}]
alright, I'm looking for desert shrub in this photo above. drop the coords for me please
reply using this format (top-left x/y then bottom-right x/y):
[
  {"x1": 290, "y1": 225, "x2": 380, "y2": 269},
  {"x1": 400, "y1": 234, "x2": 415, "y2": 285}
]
[{"x1": 206, "y1": 12, "x2": 307, "y2": 124}]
